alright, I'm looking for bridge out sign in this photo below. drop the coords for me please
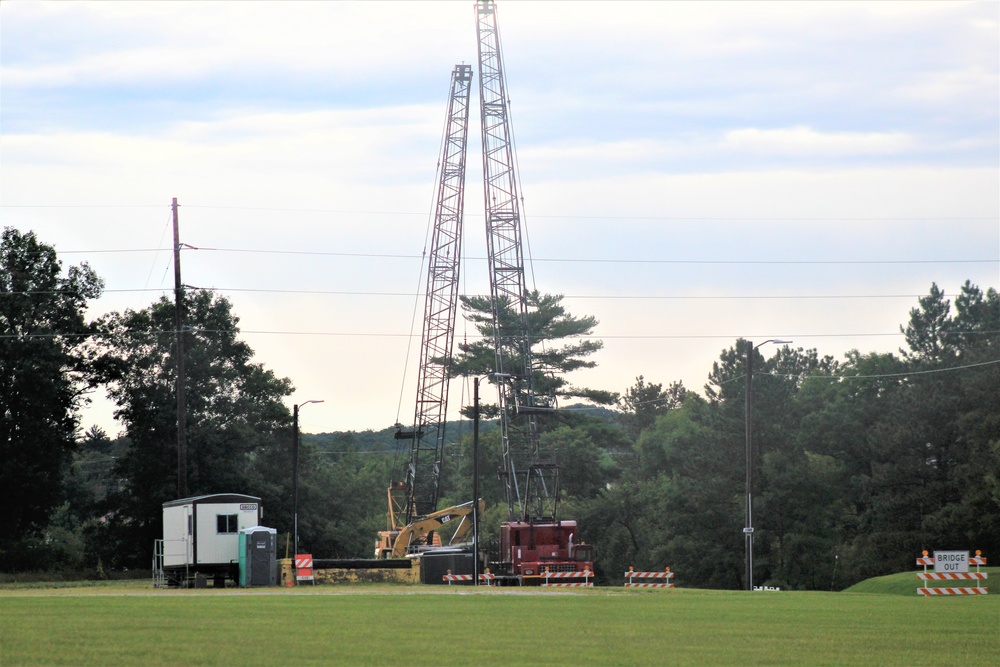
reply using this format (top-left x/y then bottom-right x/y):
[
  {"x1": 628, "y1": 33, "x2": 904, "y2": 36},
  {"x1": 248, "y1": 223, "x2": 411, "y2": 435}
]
[{"x1": 934, "y1": 550, "x2": 969, "y2": 573}]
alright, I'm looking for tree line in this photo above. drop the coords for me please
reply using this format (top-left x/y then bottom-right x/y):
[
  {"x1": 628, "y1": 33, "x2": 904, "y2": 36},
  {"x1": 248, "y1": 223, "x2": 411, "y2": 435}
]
[{"x1": 2, "y1": 226, "x2": 997, "y2": 589}]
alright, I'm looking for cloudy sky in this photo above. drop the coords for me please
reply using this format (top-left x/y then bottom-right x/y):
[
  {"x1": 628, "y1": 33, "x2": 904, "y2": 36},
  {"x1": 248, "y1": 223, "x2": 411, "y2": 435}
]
[{"x1": 2, "y1": 0, "x2": 997, "y2": 436}]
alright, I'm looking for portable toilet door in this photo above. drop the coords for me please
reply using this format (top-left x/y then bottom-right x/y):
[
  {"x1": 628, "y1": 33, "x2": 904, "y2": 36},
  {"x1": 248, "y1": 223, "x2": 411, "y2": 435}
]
[
  {"x1": 239, "y1": 526, "x2": 277, "y2": 587},
  {"x1": 238, "y1": 531, "x2": 249, "y2": 588}
]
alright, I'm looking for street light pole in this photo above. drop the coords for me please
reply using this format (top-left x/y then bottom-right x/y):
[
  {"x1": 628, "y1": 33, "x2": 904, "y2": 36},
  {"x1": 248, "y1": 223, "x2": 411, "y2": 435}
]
[
  {"x1": 293, "y1": 400, "x2": 324, "y2": 558},
  {"x1": 471, "y1": 372, "x2": 507, "y2": 586},
  {"x1": 472, "y1": 377, "x2": 482, "y2": 587},
  {"x1": 745, "y1": 338, "x2": 791, "y2": 591}
]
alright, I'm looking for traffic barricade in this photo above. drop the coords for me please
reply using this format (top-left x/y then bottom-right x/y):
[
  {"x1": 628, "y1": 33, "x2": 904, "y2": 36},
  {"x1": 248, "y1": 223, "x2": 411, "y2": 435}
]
[
  {"x1": 540, "y1": 567, "x2": 593, "y2": 587},
  {"x1": 295, "y1": 553, "x2": 315, "y2": 585},
  {"x1": 916, "y1": 550, "x2": 987, "y2": 596},
  {"x1": 443, "y1": 569, "x2": 496, "y2": 586},
  {"x1": 624, "y1": 567, "x2": 674, "y2": 588}
]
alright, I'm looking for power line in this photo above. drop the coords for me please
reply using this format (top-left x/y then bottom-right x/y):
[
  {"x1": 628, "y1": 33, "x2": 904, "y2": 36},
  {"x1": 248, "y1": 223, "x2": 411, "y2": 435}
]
[
  {"x1": 3, "y1": 329, "x2": 997, "y2": 341},
  {"x1": 43, "y1": 248, "x2": 168, "y2": 255},
  {"x1": 704, "y1": 358, "x2": 1000, "y2": 390},
  {"x1": 3, "y1": 203, "x2": 996, "y2": 222},
  {"x1": 0, "y1": 287, "x2": 964, "y2": 300},
  {"x1": 3, "y1": 288, "x2": 412, "y2": 296},
  {"x1": 42, "y1": 245, "x2": 999, "y2": 265},
  {"x1": 562, "y1": 294, "x2": 954, "y2": 301},
  {"x1": 0, "y1": 205, "x2": 165, "y2": 209},
  {"x1": 756, "y1": 358, "x2": 1000, "y2": 381},
  {"x1": 531, "y1": 258, "x2": 997, "y2": 266}
]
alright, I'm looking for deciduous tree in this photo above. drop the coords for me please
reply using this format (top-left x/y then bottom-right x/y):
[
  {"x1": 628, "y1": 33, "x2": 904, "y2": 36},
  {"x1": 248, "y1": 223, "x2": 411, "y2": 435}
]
[{"x1": 0, "y1": 228, "x2": 103, "y2": 569}]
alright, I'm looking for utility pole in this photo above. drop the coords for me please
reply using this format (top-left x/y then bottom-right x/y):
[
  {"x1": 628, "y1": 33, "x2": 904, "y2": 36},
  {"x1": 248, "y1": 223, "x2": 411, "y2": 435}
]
[
  {"x1": 293, "y1": 404, "x2": 300, "y2": 556},
  {"x1": 744, "y1": 338, "x2": 791, "y2": 591},
  {"x1": 744, "y1": 340, "x2": 753, "y2": 591},
  {"x1": 293, "y1": 400, "x2": 324, "y2": 556},
  {"x1": 172, "y1": 197, "x2": 188, "y2": 499}
]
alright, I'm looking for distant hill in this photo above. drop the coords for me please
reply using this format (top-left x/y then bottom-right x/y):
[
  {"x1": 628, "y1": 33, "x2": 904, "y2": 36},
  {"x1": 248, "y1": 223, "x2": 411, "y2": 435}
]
[
  {"x1": 303, "y1": 404, "x2": 619, "y2": 452},
  {"x1": 304, "y1": 418, "x2": 500, "y2": 452}
]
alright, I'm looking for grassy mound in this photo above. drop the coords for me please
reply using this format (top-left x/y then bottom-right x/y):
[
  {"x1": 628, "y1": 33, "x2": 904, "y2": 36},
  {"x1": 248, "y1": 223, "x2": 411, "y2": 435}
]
[{"x1": 844, "y1": 567, "x2": 996, "y2": 596}]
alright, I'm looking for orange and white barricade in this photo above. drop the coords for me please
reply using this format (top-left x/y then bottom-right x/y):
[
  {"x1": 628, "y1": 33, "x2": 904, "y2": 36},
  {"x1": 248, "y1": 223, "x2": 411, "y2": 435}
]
[
  {"x1": 917, "y1": 550, "x2": 987, "y2": 596},
  {"x1": 295, "y1": 553, "x2": 315, "y2": 585},
  {"x1": 541, "y1": 568, "x2": 594, "y2": 587},
  {"x1": 918, "y1": 586, "x2": 988, "y2": 595},
  {"x1": 443, "y1": 569, "x2": 496, "y2": 586},
  {"x1": 624, "y1": 567, "x2": 674, "y2": 588}
]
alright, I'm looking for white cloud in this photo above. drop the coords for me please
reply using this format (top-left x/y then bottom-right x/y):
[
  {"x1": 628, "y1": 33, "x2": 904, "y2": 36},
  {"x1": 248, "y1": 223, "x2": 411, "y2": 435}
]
[
  {"x1": 1, "y1": 1, "x2": 472, "y2": 88},
  {"x1": 722, "y1": 126, "x2": 915, "y2": 157},
  {"x1": 894, "y1": 67, "x2": 999, "y2": 105}
]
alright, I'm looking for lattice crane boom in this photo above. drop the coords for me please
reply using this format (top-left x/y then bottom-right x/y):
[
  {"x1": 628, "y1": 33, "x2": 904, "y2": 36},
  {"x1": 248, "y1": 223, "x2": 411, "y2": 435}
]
[
  {"x1": 475, "y1": 0, "x2": 557, "y2": 523},
  {"x1": 397, "y1": 64, "x2": 474, "y2": 526}
]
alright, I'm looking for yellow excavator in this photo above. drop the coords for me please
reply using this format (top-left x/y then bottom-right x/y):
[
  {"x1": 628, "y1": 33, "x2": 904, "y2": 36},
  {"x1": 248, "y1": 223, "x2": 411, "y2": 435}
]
[{"x1": 375, "y1": 482, "x2": 483, "y2": 559}]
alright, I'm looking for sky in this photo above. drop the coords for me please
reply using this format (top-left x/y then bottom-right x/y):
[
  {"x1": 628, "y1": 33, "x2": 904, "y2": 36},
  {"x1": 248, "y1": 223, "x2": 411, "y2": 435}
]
[{"x1": 2, "y1": 0, "x2": 998, "y2": 437}]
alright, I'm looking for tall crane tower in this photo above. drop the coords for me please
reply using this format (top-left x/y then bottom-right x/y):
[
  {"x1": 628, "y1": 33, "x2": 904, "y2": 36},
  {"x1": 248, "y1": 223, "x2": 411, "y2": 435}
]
[
  {"x1": 377, "y1": 64, "x2": 476, "y2": 558},
  {"x1": 475, "y1": 0, "x2": 556, "y2": 524},
  {"x1": 475, "y1": 0, "x2": 592, "y2": 581}
]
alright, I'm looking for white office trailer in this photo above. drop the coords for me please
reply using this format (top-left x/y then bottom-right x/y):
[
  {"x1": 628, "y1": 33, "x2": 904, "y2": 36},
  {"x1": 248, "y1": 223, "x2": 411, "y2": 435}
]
[{"x1": 155, "y1": 493, "x2": 264, "y2": 587}]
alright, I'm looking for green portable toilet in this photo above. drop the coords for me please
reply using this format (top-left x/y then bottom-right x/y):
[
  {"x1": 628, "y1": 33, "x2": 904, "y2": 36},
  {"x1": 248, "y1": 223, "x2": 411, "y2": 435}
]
[{"x1": 238, "y1": 526, "x2": 277, "y2": 587}]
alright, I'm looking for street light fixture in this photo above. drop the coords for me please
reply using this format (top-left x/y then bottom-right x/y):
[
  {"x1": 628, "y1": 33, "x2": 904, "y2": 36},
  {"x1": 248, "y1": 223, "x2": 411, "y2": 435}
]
[
  {"x1": 745, "y1": 339, "x2": 791, "y2": 591},
  {"x1": 293, "y1": 400, "x2": 324, "y2": 557}
]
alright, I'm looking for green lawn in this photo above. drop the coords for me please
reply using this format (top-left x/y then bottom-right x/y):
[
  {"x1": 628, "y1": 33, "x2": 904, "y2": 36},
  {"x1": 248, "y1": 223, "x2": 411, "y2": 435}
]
[{"x1": 2, "y1": 582, "x2": 997, "y2": 666}]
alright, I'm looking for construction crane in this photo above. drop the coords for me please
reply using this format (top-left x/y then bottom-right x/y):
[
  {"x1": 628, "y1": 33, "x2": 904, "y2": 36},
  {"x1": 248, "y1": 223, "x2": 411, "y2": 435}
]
[
  {"x1": 376, "y1": 64, "x2": 475, "y2": 559},
  {"x1": 475, "y1": 0, "x2": 551, "y2": 524},
  {"x1": 475, "y1": 0, "x2": 593, "y2": 579}
]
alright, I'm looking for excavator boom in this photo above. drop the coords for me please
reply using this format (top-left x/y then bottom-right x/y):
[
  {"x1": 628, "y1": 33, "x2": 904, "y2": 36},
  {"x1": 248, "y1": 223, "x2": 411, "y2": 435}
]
[{"x1": 387, "y1": 499, "x2": 484, "y2": 559}]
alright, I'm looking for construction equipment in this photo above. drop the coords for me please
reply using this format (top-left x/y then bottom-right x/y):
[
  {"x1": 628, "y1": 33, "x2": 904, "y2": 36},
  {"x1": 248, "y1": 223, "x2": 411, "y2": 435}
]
[
  {"x1": 382, "y1": 63, "x2": 474, "y2": 558},
  {"x1": 474, "y1": 0, "x2": 593, "y2": 580},
  {"x1": 375, "y1": 499, "x2": 482, "y2": 560},
  {"x1": 377, "y1": 2, "x2": 594, "y2": 581}
]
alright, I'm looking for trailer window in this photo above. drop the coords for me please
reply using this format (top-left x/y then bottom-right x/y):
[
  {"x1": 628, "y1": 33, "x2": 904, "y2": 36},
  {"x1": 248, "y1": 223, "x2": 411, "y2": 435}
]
[{"x1": 217, "y1": 514, "x2": 238, "y2": 534}]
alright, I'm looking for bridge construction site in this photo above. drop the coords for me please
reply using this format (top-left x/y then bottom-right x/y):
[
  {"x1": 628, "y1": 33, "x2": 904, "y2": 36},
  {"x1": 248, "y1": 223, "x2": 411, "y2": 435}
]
[{"x1": 368, "y1": 0, "x2": 594, "y2": 587}]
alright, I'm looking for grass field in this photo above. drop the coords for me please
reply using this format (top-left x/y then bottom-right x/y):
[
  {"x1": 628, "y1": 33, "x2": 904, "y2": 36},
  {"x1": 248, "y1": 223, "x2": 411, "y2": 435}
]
[{"x1": 2, "y1": 575, "x2": 997, "y2": 666}]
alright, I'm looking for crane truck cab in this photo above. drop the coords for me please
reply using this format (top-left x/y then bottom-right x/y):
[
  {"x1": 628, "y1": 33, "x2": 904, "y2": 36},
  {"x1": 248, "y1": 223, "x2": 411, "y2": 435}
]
[{"x1": 500, "y1": 520, "x2": 594, "y2": 580}]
